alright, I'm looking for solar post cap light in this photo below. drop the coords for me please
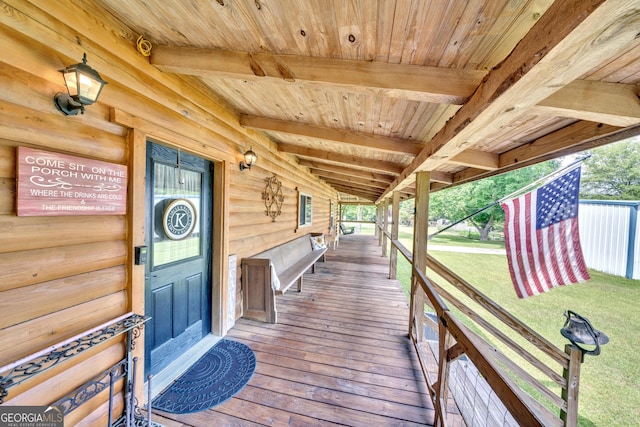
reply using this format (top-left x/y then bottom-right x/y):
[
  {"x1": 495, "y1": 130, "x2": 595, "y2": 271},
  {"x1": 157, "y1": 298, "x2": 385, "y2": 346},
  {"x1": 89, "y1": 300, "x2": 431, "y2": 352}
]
[{"x1": 560, "y1": 310, "x2": 609, "y2": 359}]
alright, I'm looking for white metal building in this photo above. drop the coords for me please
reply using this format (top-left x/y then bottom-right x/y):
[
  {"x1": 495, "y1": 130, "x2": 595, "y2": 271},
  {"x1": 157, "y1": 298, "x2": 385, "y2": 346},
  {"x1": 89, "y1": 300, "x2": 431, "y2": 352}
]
[{"x1": 579, "y1": 200, "x2": 640, "y2": 280}]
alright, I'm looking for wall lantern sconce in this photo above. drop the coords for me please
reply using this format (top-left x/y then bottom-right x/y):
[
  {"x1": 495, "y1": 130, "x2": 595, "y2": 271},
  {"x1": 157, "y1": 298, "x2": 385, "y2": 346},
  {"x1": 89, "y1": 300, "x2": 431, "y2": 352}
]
[
  {"x1": 239, "y1": 147, "x2": 257, "y2": 171},
  {"x1": 54, "y1": 53, "x2": 108, "y2": 116}
]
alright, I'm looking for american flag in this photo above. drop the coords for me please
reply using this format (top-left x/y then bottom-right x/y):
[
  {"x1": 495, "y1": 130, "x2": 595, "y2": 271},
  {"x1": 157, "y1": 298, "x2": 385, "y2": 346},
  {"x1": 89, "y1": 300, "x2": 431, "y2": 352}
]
[{"x1": 501, "y1": 166, "x2": 590, "y2": 298}]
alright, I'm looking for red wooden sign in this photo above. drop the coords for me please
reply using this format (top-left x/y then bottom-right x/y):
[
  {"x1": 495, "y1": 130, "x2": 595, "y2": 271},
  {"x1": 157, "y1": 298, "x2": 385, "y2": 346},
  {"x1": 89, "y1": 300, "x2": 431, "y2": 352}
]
[{"x1": 17, "y1": 147, "x2": 128, "y2": 216}]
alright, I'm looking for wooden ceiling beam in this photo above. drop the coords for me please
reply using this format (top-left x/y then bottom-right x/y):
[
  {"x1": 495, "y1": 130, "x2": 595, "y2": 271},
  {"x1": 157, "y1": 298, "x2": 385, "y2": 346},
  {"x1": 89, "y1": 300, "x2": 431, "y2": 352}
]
[
  {"x1": 323, "y1": 179, "x2": 383, "y2": 195},
  {"x1": 331, "y1": 183, "x2": 380, "y2": 200},
  {"x1": 151, "y1": 45, "x2": 486, "y2": 104},
  {"x1": 279, "y1": 143, "x2": 405, "y2": 175},
  {"x1": 312, "y1": 170, "x2": 390, "y2": 190},
  {"x1": 534, "y1": 80, "x2": 640, "y2": 126},
  {"x1": 429, "y1": 170, "x2": 454, "y2": 184},
  {"x1": 379, "y1": 0, "x2": 640, "y2": 202},
  {"x1": 298, "y1": 159, "x2": 395, "y2": 183},
  {"x1": 241, "y1": 115, "x2": 424, "y2": 155},
  {"x1": 448, "y1": 149, "x2": 499, "y2": 170}
]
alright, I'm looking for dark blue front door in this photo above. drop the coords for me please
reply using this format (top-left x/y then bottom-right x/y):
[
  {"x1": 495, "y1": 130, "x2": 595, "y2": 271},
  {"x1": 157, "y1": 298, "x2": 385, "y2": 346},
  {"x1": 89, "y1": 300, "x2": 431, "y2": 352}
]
[{"x1": 145, "y1": 142, "x2": 212, "y2": 375}]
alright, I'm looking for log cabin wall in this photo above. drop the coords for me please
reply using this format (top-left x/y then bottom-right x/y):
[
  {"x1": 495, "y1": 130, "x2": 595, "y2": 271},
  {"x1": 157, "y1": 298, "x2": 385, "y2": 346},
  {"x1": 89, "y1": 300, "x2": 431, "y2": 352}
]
[{"x1": 0, "y1": 1, "x2": 337, "y2": 424}]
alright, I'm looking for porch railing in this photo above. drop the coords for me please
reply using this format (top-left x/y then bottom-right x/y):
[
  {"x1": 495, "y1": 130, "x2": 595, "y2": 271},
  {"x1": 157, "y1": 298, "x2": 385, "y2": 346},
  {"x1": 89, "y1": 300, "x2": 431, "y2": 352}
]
[
  {"x1": 385, "y1": 232, "x2": 583, "y2": 427},
  {"x1": 0, "y1": 312, "x2": 152, "y2": 426}
]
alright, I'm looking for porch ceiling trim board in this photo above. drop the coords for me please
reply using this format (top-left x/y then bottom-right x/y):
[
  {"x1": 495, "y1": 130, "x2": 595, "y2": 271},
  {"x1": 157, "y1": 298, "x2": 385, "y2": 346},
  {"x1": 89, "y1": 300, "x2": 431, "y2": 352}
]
[
  {"x1": 378, "y1": 0, "x2": 640, "y2": 202},
  {"x1": 151, "y1": 46, "x2": 487, "y2": 104}
]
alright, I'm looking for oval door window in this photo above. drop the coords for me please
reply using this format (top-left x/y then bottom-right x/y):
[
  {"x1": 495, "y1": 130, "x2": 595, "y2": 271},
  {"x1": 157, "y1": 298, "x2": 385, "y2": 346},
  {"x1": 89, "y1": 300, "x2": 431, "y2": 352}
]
[{"x1": 162, "y1": 198, "x2": 197, "y2": 240}]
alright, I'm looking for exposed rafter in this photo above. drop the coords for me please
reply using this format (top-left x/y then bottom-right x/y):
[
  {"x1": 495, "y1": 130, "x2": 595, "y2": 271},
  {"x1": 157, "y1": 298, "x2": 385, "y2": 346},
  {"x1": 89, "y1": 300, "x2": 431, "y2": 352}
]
[
  {"x1": 279, "y1": 143, "x2": 405, "y2": 175},
  {"x1": 332, "y1": 184, "x2": 379, "y2": 201},
  {"x1": 297, "y1": 159, "x2": 396, "y2": 184},
  {"x1": 534, "y1": 80, "x2": 640, "y2": 127},
  {"x1": 448, "y1": 150, "x2": 499, "y2": 171},
  {"x1": 151, "y1": 46, "x2": 486, "y2": 104},
  {"x1": 241, "y1": 115, "x2": 424, "y2": 155},
  {"x1": 311, "y1": 170, "x2": 390, "y2": 190}
]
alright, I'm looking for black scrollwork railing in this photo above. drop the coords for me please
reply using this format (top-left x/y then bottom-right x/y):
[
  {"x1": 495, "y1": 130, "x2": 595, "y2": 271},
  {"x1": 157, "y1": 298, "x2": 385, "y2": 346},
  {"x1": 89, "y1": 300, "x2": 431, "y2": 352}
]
[
  {"x1": 52, "y1": 359, "x2": 128, "y2": 415},
  {"x1": 0, "y1": 312, "x2": 149, "y2": 404}
]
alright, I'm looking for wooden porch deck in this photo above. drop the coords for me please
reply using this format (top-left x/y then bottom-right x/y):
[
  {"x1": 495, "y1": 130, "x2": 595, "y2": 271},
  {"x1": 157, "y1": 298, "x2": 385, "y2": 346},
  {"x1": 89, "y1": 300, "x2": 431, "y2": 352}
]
[{"x1": 153, "y1": 234, "x2": 464, "y2": 426}]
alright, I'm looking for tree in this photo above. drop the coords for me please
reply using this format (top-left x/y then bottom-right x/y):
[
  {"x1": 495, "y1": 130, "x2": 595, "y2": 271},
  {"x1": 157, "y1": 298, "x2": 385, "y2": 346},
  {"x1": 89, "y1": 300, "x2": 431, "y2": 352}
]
[
  {"x1": 580, "y1": 138, "x2": 640, "y2": 200},
  {"x1": 429, "y1": 161, "x2": 558, "y2": 240},
  {"x1": 340, "y1": 204, "x2": 376, "y2": 221}
]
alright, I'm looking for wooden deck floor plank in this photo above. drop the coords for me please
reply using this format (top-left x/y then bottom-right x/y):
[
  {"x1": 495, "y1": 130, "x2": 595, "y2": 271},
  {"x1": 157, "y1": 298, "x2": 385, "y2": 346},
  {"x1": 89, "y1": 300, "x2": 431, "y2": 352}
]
[
  {"x1": 248, "y1": 361, "x2": 429, "y2": 407},
  {"x1": 231, "y1": 320, "x2": 418, "y2": 361},
  {"x1": 245, "y1": 372, "x2": 432, "y2": 424},
  {"x1": 301, "y1": 283, "x2": 409, "y2": 305},
  {"x1": 237, "y1": 344, "x2": 428, "y2": 393},
  {"x1": 276, "y1": 303, "x2": 407, "y2": 333},
  {"x1": 275, "y1": 312, "x2": 408, "y2": 344},
  {"x1": 279, "y1": 288, "x2": 409, "y2": 313},
  {"x1": 230, "y1": 337, "x2": 421, "y2": 381},
  {"x1": 231, "y1": 384, "x2": 430, "y2": 427},
  {"x1": 233, "y1": 319, "x2": 419, "y2": 357},
  {"x1": 276, "y1": 298, "x2": 408, "y2": 327},
  {"x1": 212, "y1": 395, "x2": 345, "y2": 427},
  {"x1": 156, "y1": 406, "x2": 265, "y2": 427},
  {"x1": 229, "y1": 327, "x2": 417, "y2": 372}
]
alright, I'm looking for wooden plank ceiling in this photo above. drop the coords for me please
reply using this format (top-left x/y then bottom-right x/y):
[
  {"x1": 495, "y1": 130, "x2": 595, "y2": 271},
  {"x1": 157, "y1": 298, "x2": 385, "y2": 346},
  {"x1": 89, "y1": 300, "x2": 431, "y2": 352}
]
[{"x1": 93, "y1": 0, "x2": 640, "y2": 202}]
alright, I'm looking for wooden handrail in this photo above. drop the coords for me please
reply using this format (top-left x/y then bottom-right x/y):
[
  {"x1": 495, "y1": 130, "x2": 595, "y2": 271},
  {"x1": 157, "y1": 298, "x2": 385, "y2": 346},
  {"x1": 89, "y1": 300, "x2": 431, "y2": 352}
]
[
  {"x1": 418, "y1": 272, "x2": 566, "y2": 409},
  {"x1": 391, "y1": 239, "x2": 412, "y2": 263},
  {"x1": 443, "y1": 312, "x2": 558, "y2": 427},
  {"x1": 426, "y1": 253, "x2": 569, "y2": 367},
  {"x1": 387, "y1": 236, "x2": 578, "y2": 426},
  {"x1": 412, "y1": 265, "x2": 449, "y2": 317}
]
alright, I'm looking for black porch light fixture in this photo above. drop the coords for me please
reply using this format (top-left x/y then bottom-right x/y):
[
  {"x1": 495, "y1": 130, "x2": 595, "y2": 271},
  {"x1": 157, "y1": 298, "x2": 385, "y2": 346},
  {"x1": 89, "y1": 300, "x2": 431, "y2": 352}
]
[
  {"x1": 239, "y1": 147, "x2": 257, "y2": 171},
  {"x1": 54, "y1": 53, "x2": 108, "y2": 115}
]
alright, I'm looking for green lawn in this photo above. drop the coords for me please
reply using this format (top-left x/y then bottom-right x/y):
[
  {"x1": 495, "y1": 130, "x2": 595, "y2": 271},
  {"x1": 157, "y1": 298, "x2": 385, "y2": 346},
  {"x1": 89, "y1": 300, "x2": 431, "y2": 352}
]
[{"x1": 390, "y1": 229, "x2": 640, "y2": 427}]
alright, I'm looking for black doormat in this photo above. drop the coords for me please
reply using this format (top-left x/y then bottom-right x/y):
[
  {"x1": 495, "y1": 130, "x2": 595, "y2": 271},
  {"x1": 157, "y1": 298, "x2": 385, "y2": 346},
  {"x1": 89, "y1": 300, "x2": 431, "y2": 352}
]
[{"x1": 152, "y1": 339, "x2": 256, "y2": 414}]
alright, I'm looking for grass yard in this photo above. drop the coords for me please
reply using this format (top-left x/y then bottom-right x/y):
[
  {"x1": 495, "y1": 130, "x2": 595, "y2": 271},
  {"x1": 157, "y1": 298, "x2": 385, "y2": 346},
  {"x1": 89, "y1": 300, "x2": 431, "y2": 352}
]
[{"x1": 387, "y1": 227, "x2": 640, "y2": 426}]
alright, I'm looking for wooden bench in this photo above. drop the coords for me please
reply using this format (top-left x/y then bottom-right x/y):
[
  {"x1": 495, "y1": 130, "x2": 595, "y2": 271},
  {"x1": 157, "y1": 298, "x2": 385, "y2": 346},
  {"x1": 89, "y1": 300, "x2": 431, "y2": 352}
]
[{"x1": 242, "y1": 234, "x2": 327, "y2": 323}]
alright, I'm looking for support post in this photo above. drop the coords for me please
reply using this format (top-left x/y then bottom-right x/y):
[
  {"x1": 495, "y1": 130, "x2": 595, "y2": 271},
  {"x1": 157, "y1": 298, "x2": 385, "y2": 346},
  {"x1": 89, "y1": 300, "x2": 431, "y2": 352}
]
[
  {"x1": 389, "y1": 191, "x2": 400, "y2": 279},
  {"x1": 378, "y1": 204, "x2": 384, "y2": 245},
  {"x1": 127, "y1": 128, "x2": 146, "y2": 404},
  {"x1": 382, "y1": 198, "x2": 389, "y2": 257},
  {"x1": 561, "y1": 344, "x2": 583, "y2": 426},
  {"x1": 409, "y1": 171, "x2": 430, "y2": 341}
]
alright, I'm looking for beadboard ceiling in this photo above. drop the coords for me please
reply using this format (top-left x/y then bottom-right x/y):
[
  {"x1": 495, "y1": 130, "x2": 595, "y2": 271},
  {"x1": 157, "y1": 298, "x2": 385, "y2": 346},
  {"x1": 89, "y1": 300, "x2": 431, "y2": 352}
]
[{"x1": 91, "y1": 0, "x2": 640, "y2": 202}]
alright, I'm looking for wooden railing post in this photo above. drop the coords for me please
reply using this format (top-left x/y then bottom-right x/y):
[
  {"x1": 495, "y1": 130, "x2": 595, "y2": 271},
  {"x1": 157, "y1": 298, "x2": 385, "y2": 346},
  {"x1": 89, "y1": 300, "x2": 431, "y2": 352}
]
[
  {"x1": 561, "y1": 344, "x2": 583, "y2": 426},
  {"x1": 434, "y1": 320, "x2": 454, "y2": 427}
]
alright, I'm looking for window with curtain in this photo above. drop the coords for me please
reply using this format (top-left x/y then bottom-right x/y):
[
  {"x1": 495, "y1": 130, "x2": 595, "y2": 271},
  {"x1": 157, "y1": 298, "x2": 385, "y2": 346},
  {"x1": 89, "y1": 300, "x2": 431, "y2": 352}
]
[{"x1": 298, "y1": 192, "x2": 312, "y2": 227}]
